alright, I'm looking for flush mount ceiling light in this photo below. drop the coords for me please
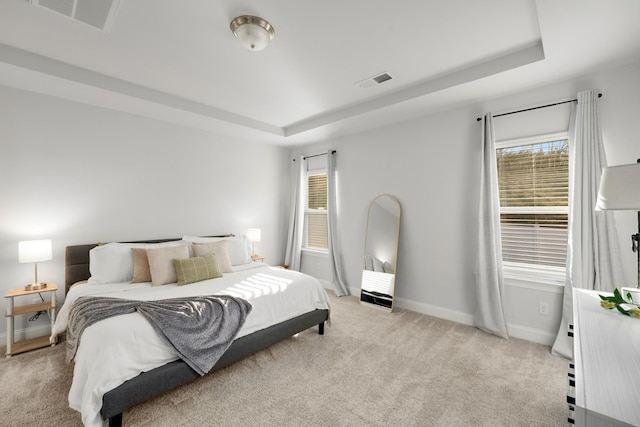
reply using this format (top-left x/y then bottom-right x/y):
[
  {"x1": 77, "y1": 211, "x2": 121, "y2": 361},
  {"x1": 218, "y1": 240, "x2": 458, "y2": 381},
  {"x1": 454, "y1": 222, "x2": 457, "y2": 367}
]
[{"x1": 230, "y1": 15, "x2": 275, "y2": 51}]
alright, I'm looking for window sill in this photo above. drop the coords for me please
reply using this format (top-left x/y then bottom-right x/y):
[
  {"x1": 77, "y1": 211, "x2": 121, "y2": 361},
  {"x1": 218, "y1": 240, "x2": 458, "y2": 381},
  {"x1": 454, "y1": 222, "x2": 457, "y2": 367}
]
[
  {"x1": 503, "y1": 266, "x2": 565, "y2": 294},
  {"x1": 301, "y1": 248, "x2": 328, "y2": 257}
]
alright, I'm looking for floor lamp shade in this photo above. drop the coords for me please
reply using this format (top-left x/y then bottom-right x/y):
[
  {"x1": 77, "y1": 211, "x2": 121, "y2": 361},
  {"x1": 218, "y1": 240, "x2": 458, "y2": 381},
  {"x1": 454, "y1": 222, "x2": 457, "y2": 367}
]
[
  {"x1": 595, "y1": 161, "x2": 640, "y2": 289},
  {"x1": 595, "y1": 163, "x2": 640, "y2": 211}
]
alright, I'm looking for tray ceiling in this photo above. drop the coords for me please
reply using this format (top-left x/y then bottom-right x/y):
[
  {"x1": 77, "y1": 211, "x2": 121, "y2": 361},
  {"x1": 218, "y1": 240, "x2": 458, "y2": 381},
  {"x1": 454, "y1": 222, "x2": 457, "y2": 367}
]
[{"x1": 1, "y1": 0, "x2": 639, "y2": 145}]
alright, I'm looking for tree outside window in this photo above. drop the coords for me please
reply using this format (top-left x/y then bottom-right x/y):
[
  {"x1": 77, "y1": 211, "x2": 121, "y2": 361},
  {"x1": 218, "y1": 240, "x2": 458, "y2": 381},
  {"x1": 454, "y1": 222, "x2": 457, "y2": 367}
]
[
  {"x1": 496, "y1": 136, "x2": 569, "y2": 272},
  {"x1": 304, "y1": 172, "x2": 328, "y2": 250}
]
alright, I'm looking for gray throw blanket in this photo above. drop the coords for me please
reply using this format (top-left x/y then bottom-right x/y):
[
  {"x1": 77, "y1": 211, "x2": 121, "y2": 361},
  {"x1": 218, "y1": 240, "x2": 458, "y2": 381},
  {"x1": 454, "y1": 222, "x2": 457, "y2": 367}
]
[{"x1": 66, "y1": 295, "x2": 252, "y2": 376}]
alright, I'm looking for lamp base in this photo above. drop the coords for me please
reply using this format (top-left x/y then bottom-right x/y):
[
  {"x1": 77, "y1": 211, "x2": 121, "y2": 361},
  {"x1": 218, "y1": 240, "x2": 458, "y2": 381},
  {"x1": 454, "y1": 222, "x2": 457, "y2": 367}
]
[{"x1": 24, "y1": 282, "x2": 47, "y2": 291}]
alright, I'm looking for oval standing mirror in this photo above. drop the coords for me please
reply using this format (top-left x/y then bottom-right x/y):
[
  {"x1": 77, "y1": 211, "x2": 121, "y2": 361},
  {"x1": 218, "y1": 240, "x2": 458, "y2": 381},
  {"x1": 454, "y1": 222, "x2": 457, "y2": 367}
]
[{"x1": 360, "y1": 194, "x2": 401, "y2": 311}]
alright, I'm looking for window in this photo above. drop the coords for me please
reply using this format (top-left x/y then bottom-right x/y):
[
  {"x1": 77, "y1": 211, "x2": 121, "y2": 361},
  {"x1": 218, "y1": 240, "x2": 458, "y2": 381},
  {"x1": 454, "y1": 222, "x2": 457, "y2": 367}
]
[
  {"x1": 303, "y1": 172, "x2": 328, "y2": 251},
  {"x1": 496, "y1": 133, "x2": 569, "y2": 282}
]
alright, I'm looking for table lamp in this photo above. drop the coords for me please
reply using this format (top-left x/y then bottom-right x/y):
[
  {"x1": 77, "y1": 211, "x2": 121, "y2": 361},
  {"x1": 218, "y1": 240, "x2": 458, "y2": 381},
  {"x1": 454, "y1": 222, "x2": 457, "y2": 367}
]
[
  {"x1": 595, "y1": 160, "x2": 640, "y2": 288},
  {"x1": 247, "y1": 228, "x2": 261, "y2": 258},
  {"x1": 19, "y1": 239, "x2": 52, "y2": 290}
]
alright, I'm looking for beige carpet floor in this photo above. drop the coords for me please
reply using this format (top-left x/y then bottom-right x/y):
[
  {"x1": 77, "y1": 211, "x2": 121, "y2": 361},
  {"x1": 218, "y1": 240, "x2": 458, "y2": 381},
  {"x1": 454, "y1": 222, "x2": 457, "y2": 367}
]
[{"x1": 0, "y1": 292, "x2": 569, "y2": 426}]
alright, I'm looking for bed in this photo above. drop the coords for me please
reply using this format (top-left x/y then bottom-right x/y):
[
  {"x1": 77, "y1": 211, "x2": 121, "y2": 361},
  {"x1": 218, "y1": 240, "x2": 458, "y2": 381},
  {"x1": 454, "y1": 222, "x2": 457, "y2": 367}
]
[{"x1": 52, "y1": 235, "x2": 330, "y2": 427}]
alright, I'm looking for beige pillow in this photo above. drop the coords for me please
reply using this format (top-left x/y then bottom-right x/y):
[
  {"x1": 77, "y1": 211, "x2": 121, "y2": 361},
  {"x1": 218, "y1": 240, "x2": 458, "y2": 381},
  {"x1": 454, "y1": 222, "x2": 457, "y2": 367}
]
[
  {"x1": 131, "y1": 248, "x2": 151, "y2": 283},
  {"x1": 173, "y1": 254, "x2": 222, "y2": 286},
  {"x1": 147, "y1": 244, "x2": 190, "y2": 286},
  {"x1": 191, "y1": 240, "x2": 233, "y2": 273}
]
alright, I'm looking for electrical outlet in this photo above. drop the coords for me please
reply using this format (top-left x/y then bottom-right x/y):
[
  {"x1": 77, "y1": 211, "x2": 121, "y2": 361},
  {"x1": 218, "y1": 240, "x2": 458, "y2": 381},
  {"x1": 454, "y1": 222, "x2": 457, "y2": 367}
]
[{"x1": 538, "y1": 301, "x2": 549, "y2": 315}]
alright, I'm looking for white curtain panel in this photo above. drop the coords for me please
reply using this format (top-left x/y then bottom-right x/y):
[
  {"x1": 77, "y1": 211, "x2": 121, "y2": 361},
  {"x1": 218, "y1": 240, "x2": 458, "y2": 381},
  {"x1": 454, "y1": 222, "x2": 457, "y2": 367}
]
[
  {"x1": 474, "y1": 113, "x2": 509, "y2": 339},
  {"x1": 284, "y1": 155, "x2": 306, "y2": 271},
  {"x1": 327, "y1": 150, "x2": 350, "y2": 296},
  {"x1": 551, "y1": 89, "x2": 625, "y2": 358}
]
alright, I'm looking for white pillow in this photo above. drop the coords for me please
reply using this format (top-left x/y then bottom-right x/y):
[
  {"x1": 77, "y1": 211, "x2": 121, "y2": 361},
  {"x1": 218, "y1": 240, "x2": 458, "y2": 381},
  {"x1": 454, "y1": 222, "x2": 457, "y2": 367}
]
[
  {"x1": 182, "y1": 235, "x2": 237, "y2": 244},
  {"x1": 182, "y1": 235, "x2": 251, "y2": 265},
  {"x1": 88, "y1": 241, "x2": 191, "y2": 284},
  {"x1": 88, "y1": 243, "x2": 143, "y2": 284},
  {"x1": 364, "y1": 255, "x2": 373, "y2": 271},
  {"x1": 226, "y1": 235, "x2": 251, "y2": 265},
  {"x1": 372, "y1": 257, "x2": 384, "y2": 272},
  {"x1": 182, "y1": 235, "x2": 221, "y2": 243}
]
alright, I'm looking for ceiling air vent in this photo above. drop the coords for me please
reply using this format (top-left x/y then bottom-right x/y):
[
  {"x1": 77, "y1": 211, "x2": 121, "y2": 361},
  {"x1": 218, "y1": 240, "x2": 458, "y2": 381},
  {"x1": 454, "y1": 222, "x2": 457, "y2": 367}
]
[
  {"x1": 355, "y1": 72, "x2": 393, "y2": 89},
  {"x1": 30, "y1": 0, "x2": 121, "y2": 33}
]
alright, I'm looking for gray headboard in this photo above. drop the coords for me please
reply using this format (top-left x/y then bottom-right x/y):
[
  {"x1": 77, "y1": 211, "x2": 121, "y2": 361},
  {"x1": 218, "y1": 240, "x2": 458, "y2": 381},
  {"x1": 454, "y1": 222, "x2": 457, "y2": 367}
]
[{"x1": 64, "y1": 235, "x2": 232, "y2": 295}]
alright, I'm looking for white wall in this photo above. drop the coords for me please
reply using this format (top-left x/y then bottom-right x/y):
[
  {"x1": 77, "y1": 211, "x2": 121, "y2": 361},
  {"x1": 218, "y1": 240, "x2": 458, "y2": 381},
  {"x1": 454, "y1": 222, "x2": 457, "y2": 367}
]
[
  {"x1": 0, "y1": 85, "x2": 289, "y2": 342},
  {"x1": 298, "y1": 106, "x2": 480, "y2": 319},
  {"x1": 2, "y1": 60, "x2": 638, "y2": 348},
  {"x1": 295, "y1": 60, "x2": 640, "y2": 345}
]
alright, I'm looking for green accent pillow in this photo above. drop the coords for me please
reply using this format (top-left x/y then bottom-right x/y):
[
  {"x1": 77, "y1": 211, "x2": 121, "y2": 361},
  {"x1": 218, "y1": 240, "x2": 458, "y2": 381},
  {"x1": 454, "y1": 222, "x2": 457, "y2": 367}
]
[{"x1": 173, "y1": 254, "x2": 222, "y2": 286}]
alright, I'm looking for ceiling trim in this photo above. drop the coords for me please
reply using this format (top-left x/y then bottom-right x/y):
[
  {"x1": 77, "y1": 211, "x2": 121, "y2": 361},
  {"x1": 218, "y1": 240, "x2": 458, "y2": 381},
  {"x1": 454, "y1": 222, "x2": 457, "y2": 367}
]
[
  {"x1": 283, "y1": 41, "x2": 545, "y2": 136},
  {"x1": 0, "y1": 42, "x2": 284, "y2": 136},
  {"x1": 0, "y1": 40, "x2": 544, "y2": 139}
]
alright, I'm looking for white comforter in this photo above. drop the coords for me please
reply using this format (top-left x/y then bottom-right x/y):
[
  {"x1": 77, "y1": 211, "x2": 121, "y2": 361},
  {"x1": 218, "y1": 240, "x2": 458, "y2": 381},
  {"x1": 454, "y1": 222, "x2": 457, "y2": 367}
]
[{"x1": 51, "y1": 263, "x2": 330, "y2": 427}]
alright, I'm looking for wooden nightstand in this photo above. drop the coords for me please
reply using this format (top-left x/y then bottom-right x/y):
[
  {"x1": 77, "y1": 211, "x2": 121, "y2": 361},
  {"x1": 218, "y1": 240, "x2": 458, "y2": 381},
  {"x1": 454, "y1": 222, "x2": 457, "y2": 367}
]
[
  {"x1": 251, "y1": 254, "x2": 265, "y2": 262},
  {"x1": 5, "y1": 284, "x2": 57, "y2": 357}
]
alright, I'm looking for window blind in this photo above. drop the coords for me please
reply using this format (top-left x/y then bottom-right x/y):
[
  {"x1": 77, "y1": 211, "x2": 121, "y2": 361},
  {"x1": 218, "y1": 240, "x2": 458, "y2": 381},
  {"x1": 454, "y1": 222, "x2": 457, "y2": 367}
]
[
  {"x1": 497, "y1": 139, "x2": 568, "y2": 268},
  {"x1": 307, "y1": 174, "x2": 327, "y2": 210},
  {"x1": 304, "y1": 173, "x2": 328, "y2": 250},
  {"x1": 304, "y1": 212, "x2": 328, "y2": 249}
]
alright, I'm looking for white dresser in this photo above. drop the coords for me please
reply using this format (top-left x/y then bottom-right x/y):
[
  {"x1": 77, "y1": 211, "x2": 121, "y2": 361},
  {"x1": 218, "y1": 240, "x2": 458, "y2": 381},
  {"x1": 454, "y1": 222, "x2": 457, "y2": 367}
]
[{"x1": 569, "y1": 289, "x2": 640, "y2": 426}]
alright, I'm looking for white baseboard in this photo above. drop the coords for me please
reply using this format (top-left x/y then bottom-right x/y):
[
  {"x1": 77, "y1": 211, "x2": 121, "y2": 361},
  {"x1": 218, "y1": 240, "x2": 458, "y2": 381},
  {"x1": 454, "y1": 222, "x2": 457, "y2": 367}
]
[
  {"x1": 391, "y1": 295, "x2": 556, "y2": 346},
  {"x1": 346, "y1": 285, "x2": 359, "y2": 295},
  {"x1": 322, "y1": 280, "x2": 337, "y2": 290},
  {"x1": 394, "y1": 296, "x2": 475, "y2": 326},
  {"x1": 505, "y1": 323, "x2": 556, "y2": 346}
]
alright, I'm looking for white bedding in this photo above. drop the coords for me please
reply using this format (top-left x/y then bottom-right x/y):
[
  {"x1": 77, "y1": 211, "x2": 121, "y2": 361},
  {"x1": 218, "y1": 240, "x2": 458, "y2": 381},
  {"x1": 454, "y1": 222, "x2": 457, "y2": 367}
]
[{"x1": 52, "y1": 263, "x2": 330, "y2": 427}]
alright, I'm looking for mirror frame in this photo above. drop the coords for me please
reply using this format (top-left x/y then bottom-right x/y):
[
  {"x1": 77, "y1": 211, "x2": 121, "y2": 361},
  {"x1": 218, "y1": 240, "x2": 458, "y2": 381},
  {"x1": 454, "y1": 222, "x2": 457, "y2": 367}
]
[{"x1": 360, "y1": 194, "x2": 401, "y2": 312}]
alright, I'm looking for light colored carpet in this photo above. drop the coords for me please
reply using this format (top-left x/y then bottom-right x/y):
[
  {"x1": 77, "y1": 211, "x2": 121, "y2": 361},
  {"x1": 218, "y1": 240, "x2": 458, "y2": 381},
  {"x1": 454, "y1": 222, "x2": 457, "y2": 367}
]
[{"x1": 0, "y1": 292, "x2": 568, "y2": 426}]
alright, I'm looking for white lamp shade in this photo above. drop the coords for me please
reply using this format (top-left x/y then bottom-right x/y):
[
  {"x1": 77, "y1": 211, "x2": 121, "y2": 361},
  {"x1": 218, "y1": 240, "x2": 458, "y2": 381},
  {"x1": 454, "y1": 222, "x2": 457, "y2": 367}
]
[
  {"x1": 596, "y1": 163, "x2": 640, "y2": 211},
  {"x1": 19, "y1": 239, "x2": 53, "y2": 263},
  {"x1": 234, "y1": 23, "x2": 271, "y2": 50},
  {"x1": 246, "y1": 228, "x2": 262, "y2": 243}
]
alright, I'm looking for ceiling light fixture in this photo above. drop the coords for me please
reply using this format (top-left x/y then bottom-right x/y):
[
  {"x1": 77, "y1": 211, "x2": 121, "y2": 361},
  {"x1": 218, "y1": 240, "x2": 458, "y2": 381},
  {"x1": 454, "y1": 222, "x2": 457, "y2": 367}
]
[{"x1": 230, "y1": 15, "x2": 275, "y2": 51}]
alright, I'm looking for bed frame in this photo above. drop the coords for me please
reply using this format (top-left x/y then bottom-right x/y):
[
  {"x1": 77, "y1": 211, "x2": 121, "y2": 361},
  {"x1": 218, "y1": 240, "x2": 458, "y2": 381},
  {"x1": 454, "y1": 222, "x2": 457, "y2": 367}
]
[{"x1": 64, "y1": 237, "x2": 329, "y2": 427}]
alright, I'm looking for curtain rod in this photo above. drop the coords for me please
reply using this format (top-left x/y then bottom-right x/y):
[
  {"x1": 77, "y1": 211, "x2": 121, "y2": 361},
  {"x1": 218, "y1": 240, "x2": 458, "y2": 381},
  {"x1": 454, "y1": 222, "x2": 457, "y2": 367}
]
[
  {"x1": 302, "y1": 150, "x2": 336, "y2": 160},
  {"x1": 475, "y1": 93, "x2": 603, "y2": 122}
]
